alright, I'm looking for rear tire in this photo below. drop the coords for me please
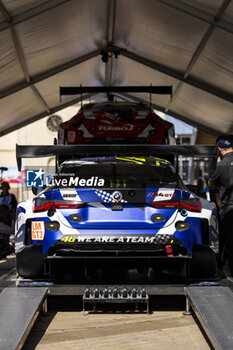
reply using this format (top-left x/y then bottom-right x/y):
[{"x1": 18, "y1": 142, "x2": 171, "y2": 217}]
[
  {"x1": 16, "y1": 245, "x2": 44, "y2": 278},
  {"x1": 188, "y1": 245, "x2": 216, "y2": 278}
]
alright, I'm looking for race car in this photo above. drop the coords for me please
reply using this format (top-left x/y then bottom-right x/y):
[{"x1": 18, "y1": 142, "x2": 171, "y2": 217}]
[
  {"x1": 58, "y1": 101, "x2": 175, "y2": 145},
  {"x1": 58, "y1": 86, "x2": 175, "y2": 145},
  {"x1": 15, "y1": 153, "x2": 218, "y2": 279}
]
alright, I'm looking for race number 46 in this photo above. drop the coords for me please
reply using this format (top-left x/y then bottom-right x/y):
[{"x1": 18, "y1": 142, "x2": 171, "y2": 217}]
[{"x1": 31, "y1": 221, "x2": 45, "y2": 240}]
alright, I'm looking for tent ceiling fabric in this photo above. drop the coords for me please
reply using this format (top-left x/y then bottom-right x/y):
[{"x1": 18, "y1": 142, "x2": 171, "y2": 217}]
[{"x1": 0, "y1": 0, "x2": 232, "y2": 136}]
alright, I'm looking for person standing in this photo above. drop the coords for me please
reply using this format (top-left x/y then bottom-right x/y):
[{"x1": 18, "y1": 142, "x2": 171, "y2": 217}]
[
  {"x1": 196, "y1": 178, "x2": 207, "y2": 199},
  {"x1": 0, "y1": 204, "x2": 14, "y2": 260},
  {"x1": 208, "y1": 135, "x2": 233, "y2": 276},
  {"x1": 0, "y1": 182, "x2": 18, "y2": 223}
]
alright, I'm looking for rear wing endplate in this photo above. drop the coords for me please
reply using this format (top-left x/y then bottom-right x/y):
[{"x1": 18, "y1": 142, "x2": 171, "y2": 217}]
[{"x1": 16, "y1": 144, "x2": 217, "y2": 171}]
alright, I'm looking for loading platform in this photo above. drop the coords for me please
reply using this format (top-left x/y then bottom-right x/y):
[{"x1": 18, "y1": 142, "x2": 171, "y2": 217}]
[
  {"x1": 185, "y1": 286, "x2": 233, "y2": 350},
  {"x1": 0, "y1": 267, "x2": 233, "y2": 349},
  {"x1": 0, "y1": 287, "x2": 48, "y2": 350}
]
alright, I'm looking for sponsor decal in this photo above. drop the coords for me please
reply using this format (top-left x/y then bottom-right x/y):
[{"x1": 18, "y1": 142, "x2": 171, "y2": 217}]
[
  {"x1": 68, "y1": 130, "x2": 75, "y2": 142},
  {"x1": 147, "y1": 192, "x2": 176, "y2": 198},
  {"x1": 63, "y1": 194, "x2": 77, "y2": 198},
  {"x1": 98, "y1": 124, "x2": 134, "y2": 131},
  {"x1": 61, "y1": 235, "x2": 159, "y2": 243},
  {"x1": 31, "y1": 221, "x2": 45, "y2": 240},
  {"x1": 110, "y1": 179, "x2": 127, "y2": 188},
  {"x1": 112, "y1": 191, "x2": 123, "y2": 202},
  {"x1": 95, "y1": 190, "x2": 127, "y2": 203}
]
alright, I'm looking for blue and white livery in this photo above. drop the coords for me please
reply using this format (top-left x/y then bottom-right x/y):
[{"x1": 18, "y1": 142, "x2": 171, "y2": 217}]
[{"x1": 15, "y1": 156, "x2": 218, "y2": 278}]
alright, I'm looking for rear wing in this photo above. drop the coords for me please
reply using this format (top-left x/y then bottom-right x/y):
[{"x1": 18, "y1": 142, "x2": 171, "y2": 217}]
[
  {"x1": 16, "y1": 144, "x2": 217, "y2": 171},
  {"x1": 60, "y1": 85, "x2": 173, "y2": 97}
]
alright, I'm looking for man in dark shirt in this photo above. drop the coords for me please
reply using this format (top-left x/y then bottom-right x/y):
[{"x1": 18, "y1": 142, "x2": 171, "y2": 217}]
[
  {"x1": 208, "y1": 135, "x2": 233, "y2": 276},
  {"x1": 0, "y1": 182, "x2": 18, "y2": 223}
]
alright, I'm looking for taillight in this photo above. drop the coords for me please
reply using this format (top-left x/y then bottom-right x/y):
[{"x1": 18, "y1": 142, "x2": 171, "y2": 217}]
[
  {"x1": 180, "y1": 199, "x2": 202, "y2": 212},
  {"x1": 33, "y1": 198, "x2": 84, "y2": 212},
  {"x1": 149, "y1": 198, "x2": 201, "y2": 212},
  {"x1": 150, "y1": 201, "x2": 180, "y2": 209}
]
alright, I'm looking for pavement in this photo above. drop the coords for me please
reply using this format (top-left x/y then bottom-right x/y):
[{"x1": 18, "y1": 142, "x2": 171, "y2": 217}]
[
  {"x1": 22, "y1": 310, "x2": 210, "y2": 350},
  {"x1": 0, "y1": 254, "x2": 15, "y2": 277}
]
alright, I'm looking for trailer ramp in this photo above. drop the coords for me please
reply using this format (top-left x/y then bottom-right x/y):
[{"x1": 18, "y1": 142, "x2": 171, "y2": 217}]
[
  {"x1": 185, "y1": 286, "x2": 233, "y2": 350},
  {"x1": 0, "y1": 287, "x2": 48, "y2": 350}
]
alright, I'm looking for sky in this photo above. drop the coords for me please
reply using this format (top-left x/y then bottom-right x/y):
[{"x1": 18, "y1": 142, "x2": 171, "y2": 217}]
[{"x1": 165, "y1": 115, "x2": 195, "y2": 135}]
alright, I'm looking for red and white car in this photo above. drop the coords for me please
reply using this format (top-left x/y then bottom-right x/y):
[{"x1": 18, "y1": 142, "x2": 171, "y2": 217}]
[{"x1": 58, "y1": 101, "x2": 175, "y2": 145}]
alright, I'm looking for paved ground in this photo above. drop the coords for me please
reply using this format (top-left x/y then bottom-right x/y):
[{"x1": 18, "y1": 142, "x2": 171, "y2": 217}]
[
  {"x1": 0, "y1": 254, "x2": 15, "y2": 277},
  {"x1": 23, "y1": 311, "x2": 209, "y2": 350}
]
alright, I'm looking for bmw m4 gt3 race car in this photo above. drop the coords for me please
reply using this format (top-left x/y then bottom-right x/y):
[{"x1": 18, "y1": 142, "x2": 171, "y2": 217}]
[
  {"x1": 15, "y1": 150, "x2": 218, "y2": 279},
  {"x1": 58, "y1": 85, "x2": 175, "y2": 145}
]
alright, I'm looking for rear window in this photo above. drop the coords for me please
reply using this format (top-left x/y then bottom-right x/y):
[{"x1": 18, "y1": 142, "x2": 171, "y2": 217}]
[
  {"x1": 82, "y1": 102, "x2": 150, "y2": 112},
  {"x1": 59, "y1": 161, "x2": 177, "y2": 188},
  {"x1": 81, "y1": 102, "x2": 151, "y2": 122}
]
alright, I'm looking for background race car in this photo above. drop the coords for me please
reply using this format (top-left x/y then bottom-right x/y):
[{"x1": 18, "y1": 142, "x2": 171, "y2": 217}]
[
  {"x1": 15, "y1": 154, "x2": 218, "y2": 279},
  {"x1": 58, "y1": 101, "x2": 175, "y2": 145}
]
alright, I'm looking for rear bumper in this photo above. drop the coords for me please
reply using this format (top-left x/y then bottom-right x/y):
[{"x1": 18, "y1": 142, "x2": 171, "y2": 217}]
[{"x1": 46, "y1": 234, "x2": 189, "y2": 259}]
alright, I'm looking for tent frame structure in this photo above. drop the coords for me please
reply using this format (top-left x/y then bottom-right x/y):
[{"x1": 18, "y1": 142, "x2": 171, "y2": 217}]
[{"x1": 0, "y1": 0, "x2": 232, "y2": 136}]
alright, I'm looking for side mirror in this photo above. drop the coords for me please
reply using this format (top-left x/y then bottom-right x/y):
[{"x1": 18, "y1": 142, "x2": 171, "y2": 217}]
[
  {"x1": 31, "y1": 187, "x2": 38, "y2": 195},
  {"x1": 31, "y1": 185, "x2": 46, "y2": 195},
  {"x1": 185, "y1": 184, "x2": 199, "y2": 195}
]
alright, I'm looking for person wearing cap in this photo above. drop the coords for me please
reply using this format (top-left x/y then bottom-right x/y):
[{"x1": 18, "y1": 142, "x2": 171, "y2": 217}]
[{"x1": 208, "y1": 135, "x2": 233, "y2": 276}]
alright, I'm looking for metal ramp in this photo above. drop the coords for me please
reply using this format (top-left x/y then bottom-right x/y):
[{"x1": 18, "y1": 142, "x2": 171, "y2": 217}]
[
  {"x1": 0, "y1": 287, "x2": 48, "y2": 350},
  {"x1": 185, "y1": 286, "x2": 233, "y2": 350}
]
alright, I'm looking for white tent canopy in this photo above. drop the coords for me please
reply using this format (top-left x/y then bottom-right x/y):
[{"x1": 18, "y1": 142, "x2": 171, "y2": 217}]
[{"x1": 0, "y1": 0, "x2": 232, "y2": 136}]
